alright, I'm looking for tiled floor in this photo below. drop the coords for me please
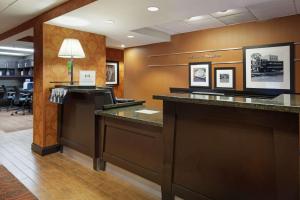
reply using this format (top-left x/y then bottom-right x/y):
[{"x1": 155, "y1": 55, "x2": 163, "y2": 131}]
[{"x1": 0, "y1": 113, "x2": 159, "y2": 200}]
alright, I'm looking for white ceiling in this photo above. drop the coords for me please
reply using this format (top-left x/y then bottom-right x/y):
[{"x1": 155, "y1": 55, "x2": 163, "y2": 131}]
[
  {"x1": 1, "y1": 0, "x2": 299, "y2": 50},
  {"x1": 0, "y1": 0, "x2": 68, "y2": 34},
  {"x1": 45, "y1": 0, "x2": 300, "y2": 49}
]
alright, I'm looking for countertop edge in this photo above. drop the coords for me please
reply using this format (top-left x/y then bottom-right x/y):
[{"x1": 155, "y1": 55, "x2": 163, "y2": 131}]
[
  {"x1": 153, "y1": 95, "x2": 300, "y2": 114},
  {"x1": 96, "y1": 111, "x2": 163, "y2": 128}
]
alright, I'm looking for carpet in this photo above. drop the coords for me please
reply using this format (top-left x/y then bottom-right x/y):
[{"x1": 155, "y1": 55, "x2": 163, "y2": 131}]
[
  {"x1": 0, "y1": 165, "x2": 38, "y2": 200},
  {"x1": 0, "y1": 111, "x2": 32, "y2": 133}
]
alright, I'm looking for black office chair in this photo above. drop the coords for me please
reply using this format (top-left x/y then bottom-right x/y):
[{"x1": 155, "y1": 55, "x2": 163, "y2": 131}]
[
  {"x1": 10, "y1": 86, "x2": 31, "y2": 115},
  {"x1": 105, "y1": 86, "x2": 134, "y2": 104},
  {"x1": 0, "y1": 85, "x2": 14, "y2": 111}
]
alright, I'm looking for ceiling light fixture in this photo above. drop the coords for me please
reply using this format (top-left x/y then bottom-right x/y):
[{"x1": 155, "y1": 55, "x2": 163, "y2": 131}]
[
  {"x1": 0, "y1": 46, "x2": 34, "y2": 53},
  {"x1": 147, "y1": 6, "x2": 159, "y2": 12},
  {"x1": 217, "y1": 9, "x2": 231, "y2": 14},
  {"x1": 187, "y1": 15, "x2": 204, "y2": 22},
  {"x1": 0, "y1": 52, "x2": 27, "y2": 56},
  {"x1": 121, "y1": 44, "x2": 126, "y2": 48},
  {"x1": 104, "y1": 20, "x2": 114, "y2": 24},
  {"x1": 127, "y1": 35, "x2": 135, "y2": 38}
]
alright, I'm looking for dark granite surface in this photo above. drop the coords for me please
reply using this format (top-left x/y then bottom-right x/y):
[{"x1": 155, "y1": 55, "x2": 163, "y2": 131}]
[
  {"x1": 153, "y1": 93, "x2": 300, "y2": 113},
  {"x1": 95, "y1": 105, "x2": 163, "y2": 127}
]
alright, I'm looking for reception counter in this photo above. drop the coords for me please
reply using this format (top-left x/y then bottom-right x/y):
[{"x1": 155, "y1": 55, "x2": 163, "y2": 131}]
[
  {"x1": 94, "y1": 92, "x2": 300, "y2": 200},
  {"x1": 95, "y1": 105, "x2": 163, "y2": 183},
  {"x1": 153, "y1": 93, "x2": 300, "y2": 200}
]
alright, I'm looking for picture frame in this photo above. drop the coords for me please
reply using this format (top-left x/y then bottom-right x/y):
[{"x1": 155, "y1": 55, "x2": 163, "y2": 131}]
[
  {"x1": 106, "y1": 61, "x2": 119, "y2": 85},
  {"x1": 189, "y1": 62, "x2": 212, "y2": 89},
  {"x1": 243, "y1": 43, "x2": 294, "y2": 95},
  {"x1": 214, "y1": 67, "x2": 235, "y2": 90}
]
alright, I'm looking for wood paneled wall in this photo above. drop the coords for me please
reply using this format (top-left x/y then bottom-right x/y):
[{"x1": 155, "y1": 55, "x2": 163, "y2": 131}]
[
  {"x1": 106, "y1": 48, "x2": 124, "y2": 97},
  {"x1": 124, "y1": 14, "x2": 300, "y2": 108},
  {"x1": 33, "y1": 24, "x2": 106, "y2": 148}
]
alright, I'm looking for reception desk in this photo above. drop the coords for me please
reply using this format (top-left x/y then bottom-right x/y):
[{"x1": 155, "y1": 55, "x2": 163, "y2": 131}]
[
  {"x1": 94, "y1": 92, "x2": 300, "y2": 199},
  {"x1": 153, "y1": 93, "x2": 300, "y2": 200},
  {"x1": 95, "y1": 105, "x2": 163, "y2": 183},
  {"x1": 58, "y1": 86, "x2": 113, "y2": 158}
]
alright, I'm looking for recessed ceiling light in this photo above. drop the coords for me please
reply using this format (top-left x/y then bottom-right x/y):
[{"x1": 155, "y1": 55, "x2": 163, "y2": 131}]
[
  {"x1": 0, "y1": 46, "x2": 34, "y2": 53},
  {"x1": 121, "y1": 44, "x2": 126, "y2": 48},
  {"x1": 218, "y1": 9, "x2": 230, "y2": 14},
  {"x1": 0, "y1": 52, "x2": 27, "y2": 56},
  {"x1": 186, "y1": 15, "x2": 204, "y2": 22},
  {"x1": 50, "y1": 16, "x2": 90, "y2": 27},
  {"x1": 127, "y1": 35, "x2": 135, "y2": 38},
  {"x1": 104, "y1": 20, "x2": 114, "y2": 24},
  {"x1": 147, "y1": 6, "x2": 159, "y2": 12}
]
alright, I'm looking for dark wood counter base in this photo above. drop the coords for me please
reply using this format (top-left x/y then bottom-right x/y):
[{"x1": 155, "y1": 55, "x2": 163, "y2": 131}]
[
  {"x1": 96, "y1": 116, "x2": 163, "y2": 184},
  {"x1": 31, "y1": 143, "x2": 61, "y2": 156},
  {"x1": 162, "y1": 101, "x2": 299, "y2": 200}
]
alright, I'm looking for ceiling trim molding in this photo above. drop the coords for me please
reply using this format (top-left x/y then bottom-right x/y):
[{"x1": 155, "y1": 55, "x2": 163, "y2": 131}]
[
  {"x1": 0, "y1": 0, "x2": 96, "y2": 41},
  {"x1": 18, "y1": 36, "x2": 34, "y2": 43}
]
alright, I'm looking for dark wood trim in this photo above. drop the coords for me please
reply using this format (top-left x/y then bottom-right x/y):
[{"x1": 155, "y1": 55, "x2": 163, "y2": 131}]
[
  {"x1": 243, "y1": 42, "x2": 295, "y2": 95},
  {"x1": 189, "y1": 62, "x2": 212, "y2": 89},
  {"x1": 0, "y1": 0, "x2": 96, "y2": 41},
  {"x1": 31, "y1": 143, "x2": 61, "y2": 156},
  {"x1": 162, "y1": 101, "x2": 176, "y2": 200},
  {"x1": 18, "y1": 36, "x2": 34, "y2": 43},
  {"x1": 103, "y1": 152, "x2": 161, "y2": 184},
  {"x1": 214, "y1": 67, "x2": 236, "y2": 90},
  {"x1": 172, "y1": 184, "x2": 212, "y2": 200}
]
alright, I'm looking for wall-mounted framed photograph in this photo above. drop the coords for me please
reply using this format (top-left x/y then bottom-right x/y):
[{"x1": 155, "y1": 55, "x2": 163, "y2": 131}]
[
  {"x1": 214, "y1": 67, "x2": 235, "y2": 90},
  {"x1": 106, "y1": 61, "x2": 119, "y2": 85},
  {"x1": 243, "y1": 43, "x2": 294, "y2": 94},
  {"x1": 189, "y1": 62, "x2": 212, "y2": 88}
]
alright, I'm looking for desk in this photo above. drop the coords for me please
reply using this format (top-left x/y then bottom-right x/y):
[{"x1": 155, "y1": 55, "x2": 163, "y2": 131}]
[
  {"x1": 153, "y1": 93, "x2": 300, "y2": 200},
  {"x1": 95, "y1": 105, "x2": 163, "y2": 183}
]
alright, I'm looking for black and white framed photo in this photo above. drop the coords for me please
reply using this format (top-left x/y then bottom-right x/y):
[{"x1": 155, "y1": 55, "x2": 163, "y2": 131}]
[
  {"x1": 189, "y1": 62, "x2": 212, "y2": 88},
  {"x1": 214, "y1": 67, "x2": 235, "y2": 90},
  {"x1": 243, "y1": 43, "x2": 294, "y2": 94},
  {"x1": 106, "y1": 61, "x2": 119, "y2": 85}
]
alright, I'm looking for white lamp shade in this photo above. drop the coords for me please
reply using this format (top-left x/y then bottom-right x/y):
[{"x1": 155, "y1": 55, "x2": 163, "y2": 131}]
[{"x1": 58, "y1": 38, "x2": 85, "y2": 59}]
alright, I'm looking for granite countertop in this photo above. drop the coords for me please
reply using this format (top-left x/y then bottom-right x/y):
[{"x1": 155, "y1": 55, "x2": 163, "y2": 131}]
[
  {"x1": 153, "y1": 93, "x2": 300, "y2": 113},
  {"x1": 95, "y1": 105, "x2": 163, "y2": 127}
]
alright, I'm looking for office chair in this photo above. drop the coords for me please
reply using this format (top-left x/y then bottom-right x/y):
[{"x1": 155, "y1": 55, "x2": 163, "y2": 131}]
[
  {"x1": 105, "y1": 86, "x2": 134, "y2": 104},
  {"x1": 0, "y1": 85, "x2": 14, "y2": 111},
  {"x1": 10, "y1": 86, "x2": 31, "y2": 116}
]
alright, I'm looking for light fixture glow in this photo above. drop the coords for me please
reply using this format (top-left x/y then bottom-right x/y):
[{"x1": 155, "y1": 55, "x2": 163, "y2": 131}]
[
  {"x1": 121, "y1": 44, "x2": 126, "y2": 48},
  {"x1": 104, "y1": 20, "x2": 114, "y2": 24},
  {"x1": 186, "y1": 15, "x2": 204, "y2": 22},
  {"x1": 58, "y1": 38, "x2": 85, "y2": 59},
  {"x1": 127, "y1": 35, "x2": 135, "y2": 38},
  {"x1": 50, "y1": 16, "x2": 90, "y2": 27},
  {"x1": 0, "y1": 52, "x2": 27, "y2": 56},
  {"x1": 0, "y1": 46, "x2": 34, "y2": 53},
  {"x1": 147, "y1": 6, "x2": 159, "y2": 12}
]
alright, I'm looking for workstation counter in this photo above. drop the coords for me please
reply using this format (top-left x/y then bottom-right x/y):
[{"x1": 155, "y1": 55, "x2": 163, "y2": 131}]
[
  {"x1": 95, "y1": 105, "x2": 162, "y2": 127},
  {"x1": 95, "y1": 105, "x2": 163, "y2": 184}
]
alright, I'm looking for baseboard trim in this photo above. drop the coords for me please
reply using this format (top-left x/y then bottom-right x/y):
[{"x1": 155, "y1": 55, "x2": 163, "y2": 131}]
[{"x1": 31, "y1": 143, "x2": 61, "y2": 156}]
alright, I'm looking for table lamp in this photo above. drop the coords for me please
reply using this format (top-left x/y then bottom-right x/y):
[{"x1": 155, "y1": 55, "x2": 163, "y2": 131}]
[{"x1": 58, "y1": 38, "x2": 85, "y2": 85}]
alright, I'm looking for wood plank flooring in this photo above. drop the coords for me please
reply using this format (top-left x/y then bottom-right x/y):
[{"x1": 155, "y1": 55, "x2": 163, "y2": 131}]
[{"x1": 0, "y1": 114, "x2": 159, "y2": 200}]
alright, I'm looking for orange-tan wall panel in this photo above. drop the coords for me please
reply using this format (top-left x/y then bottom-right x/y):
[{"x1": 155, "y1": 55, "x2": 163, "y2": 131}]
[
  {"x1": 124, "y1": 15, "x2": 300, "y2": 109},
  {"x1": 33, "y1": 24, "x2": 106, "y2": 147}
]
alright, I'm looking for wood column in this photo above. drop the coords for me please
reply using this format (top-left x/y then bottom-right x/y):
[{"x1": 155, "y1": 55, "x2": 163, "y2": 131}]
[{"x1": 31, "y1": 24, "x2": 106, "y2": 156}]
